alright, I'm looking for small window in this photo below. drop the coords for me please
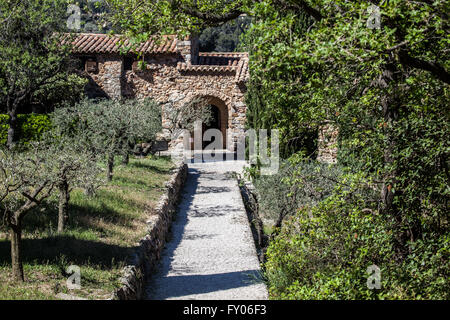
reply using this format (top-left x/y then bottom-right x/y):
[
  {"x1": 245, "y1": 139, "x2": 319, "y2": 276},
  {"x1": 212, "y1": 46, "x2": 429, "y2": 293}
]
[
  {"x1": 85, "y1": 58, "x2": 98, "y2": 73},
  {"x1": 124, "y1": 57, "x2": 134, "y2": 71}
]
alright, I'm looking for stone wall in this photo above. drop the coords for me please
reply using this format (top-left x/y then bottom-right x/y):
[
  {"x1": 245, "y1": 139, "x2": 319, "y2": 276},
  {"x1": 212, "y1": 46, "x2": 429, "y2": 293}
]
[
  {"x1": 111, "y1": 162, "x2": 188, "y2": 300},
  {"x1": 317, "y1": 123, "x2": 338, "y2": 164},
  {"x1": 85, "y1": 54, "x2": 123, "y2": 99}
]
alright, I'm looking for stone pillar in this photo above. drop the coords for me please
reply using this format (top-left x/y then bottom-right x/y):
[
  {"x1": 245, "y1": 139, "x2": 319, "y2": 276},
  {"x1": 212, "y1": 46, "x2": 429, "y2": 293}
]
[
  {"x1": 229, "y1": 101, "x2": 246, "y2": 152},
  {"x1": 102, "y1": 56, "x2": 123, "y2": 99},
  {"x1": 176, "y1": 35, "x2": 199, "y2": 65},
  {"x1": 317, "y1": 122, "x2": 338, "y2": 164}
]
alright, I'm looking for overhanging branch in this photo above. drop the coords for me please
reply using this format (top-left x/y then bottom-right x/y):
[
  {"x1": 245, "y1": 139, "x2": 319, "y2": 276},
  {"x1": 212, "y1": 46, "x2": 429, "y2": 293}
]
[
  {"x1": 399, "y1": 51, "x2": 450, "y2": 84},
  {"x1": 177, "y1": 2, "x2": 243, "y2": 25}
]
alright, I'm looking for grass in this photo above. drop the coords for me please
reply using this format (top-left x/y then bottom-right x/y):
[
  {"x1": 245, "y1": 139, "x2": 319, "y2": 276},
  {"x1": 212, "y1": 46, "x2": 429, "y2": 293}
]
[{"x1": 0, "y1": 155, "x2": 174, "y2": 300}]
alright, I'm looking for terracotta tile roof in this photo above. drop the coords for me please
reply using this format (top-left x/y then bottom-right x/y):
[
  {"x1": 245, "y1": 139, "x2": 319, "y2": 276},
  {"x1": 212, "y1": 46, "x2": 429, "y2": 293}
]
[
  {"x1": 63, "y1": 33, "x2": 250, "y2": 83},
  {"x1": 235, "y1": 55, "x2": 249, "y2": 83},
  {"x1": 177, "y1": 62, "x2": 237, "y2": 72},
  {"x1": 178, "y1": 52, "x2": 250, "y2": 83},
  {"x1": 198, "y1": 52, "x2": 246, "y2": 66},
  {"x1": 199, "y1": 52, "x2": 248, "y2": 58},
  {"x1": 64, "y1": 33, "x2": 178, "y2": 54}
]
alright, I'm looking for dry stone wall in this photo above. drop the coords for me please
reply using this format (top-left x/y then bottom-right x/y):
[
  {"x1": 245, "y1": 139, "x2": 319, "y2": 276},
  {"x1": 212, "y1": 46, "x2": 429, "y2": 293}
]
[
  {"x1": 75, "y1": 32, "x2": 337, "y2": 161},
  {"x1": 112, "y1": 162, "x2": 188, "y2": 300}
]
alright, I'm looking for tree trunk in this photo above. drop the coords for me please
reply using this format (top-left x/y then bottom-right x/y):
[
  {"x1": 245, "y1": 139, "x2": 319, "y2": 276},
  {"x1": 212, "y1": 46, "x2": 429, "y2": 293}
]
[
  {"x1": 57, "y1": 179, "x2": 70, "y2": 233},
  {"x1": 379, "y1": 61, "x2": 409, "y2": 259},
  {"x1": 122, "y1": 153, "x2": 129, "y2": 165},
  {"x1": 7, "y1": 112, "x2": 19, "y2": 149},
  {"x1": 84, "y1": 185, "x2": 95, "y2": 197},
  {"x1": 379, "y1": 62, "x2": 399, "y2": 214},
  {"x1": 107, "y1": 154, "x2": 114, "y2": 182},
  {"x1": 10, "y1": 223, "x2": 24, "y2": 282}
]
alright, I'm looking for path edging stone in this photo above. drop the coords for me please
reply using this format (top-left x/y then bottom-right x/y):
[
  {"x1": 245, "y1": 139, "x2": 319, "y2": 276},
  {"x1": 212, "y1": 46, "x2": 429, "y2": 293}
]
[{"x1": 111, "y1": 161, "x2": 188, "y2": 300}]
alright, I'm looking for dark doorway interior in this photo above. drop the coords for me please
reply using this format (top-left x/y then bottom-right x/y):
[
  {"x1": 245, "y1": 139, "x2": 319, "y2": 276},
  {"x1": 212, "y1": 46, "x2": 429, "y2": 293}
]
[
  {"x1": 202, "y1": 105, "x2": 221, "y2": 149},
  {"x1": 191, "y1": 104, "x2": 224, "y2": 150}
]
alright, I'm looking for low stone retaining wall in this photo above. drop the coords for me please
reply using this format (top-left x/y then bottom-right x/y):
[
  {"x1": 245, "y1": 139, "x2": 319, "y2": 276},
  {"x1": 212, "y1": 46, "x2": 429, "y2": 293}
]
[
  {"x1": 112, "y1": 162, "x2": 188, "y2": 300},
  {"x1": 238, "y1": 179, "x2": 267, "y2": 264}
]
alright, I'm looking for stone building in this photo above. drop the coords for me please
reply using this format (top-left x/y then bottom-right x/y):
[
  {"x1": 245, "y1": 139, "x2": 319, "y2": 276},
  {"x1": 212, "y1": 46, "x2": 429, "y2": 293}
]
[
  {"x1": 69, "y1": 33, "x2": 249, "y2": 151},
  {"x1": 68, "y1": 33, "x2": 338, "y2": 162}
]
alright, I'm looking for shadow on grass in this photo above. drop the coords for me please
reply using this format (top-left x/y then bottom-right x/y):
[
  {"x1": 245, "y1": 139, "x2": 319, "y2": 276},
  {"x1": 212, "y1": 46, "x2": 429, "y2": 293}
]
[
  {"x1": 127, "y1": 159, "x2": 173, "y2": 174},
  {"x1": 0, "y1": 235, "x2": 134, "y2": 269},
  {"x1": 111, "y1": 175, "x2": 165, "y2": 191},
  {"x1": 19, "y1": 192, "x2": 139, "y2": 236},
  {"x1": 0, "y1": 156, "x2": 173, "y2": 277}
]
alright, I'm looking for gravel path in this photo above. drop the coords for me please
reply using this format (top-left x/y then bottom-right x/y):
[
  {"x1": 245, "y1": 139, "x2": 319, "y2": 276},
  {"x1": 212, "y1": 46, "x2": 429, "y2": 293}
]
[{"x1": 145, "y1": 159, "x2": 268, "y2": 300}]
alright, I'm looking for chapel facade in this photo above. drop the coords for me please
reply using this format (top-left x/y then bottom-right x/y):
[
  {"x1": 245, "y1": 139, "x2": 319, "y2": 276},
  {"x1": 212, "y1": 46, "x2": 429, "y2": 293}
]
[{"x1": 69, "y1": 33, "x2": 249, "y2": 151}]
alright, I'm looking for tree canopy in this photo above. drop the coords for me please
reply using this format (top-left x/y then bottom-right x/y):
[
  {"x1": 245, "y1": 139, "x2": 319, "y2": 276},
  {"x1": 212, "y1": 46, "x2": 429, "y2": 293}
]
[{"x1": 0, "y1": 0, "x2": 87, "y2": 147}]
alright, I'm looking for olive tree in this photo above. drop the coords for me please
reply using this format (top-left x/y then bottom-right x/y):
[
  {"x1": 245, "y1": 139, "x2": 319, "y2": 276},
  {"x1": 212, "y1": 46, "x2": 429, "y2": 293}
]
[
  {"x1": 0, "y1": 0, "x2": 86, "y2": 148},
  {"x1": 0, "y1": 146, "x2": 58, "y2": 281},
  {"x1": 56, "y1": 98, "x2": 163, "y2": 181},
  {"x1": 40, "y1": 111, "x2": 105, "y2": 233},
  {"x1": 163, "y1": 97, "x2": 213, "y2": 141}
]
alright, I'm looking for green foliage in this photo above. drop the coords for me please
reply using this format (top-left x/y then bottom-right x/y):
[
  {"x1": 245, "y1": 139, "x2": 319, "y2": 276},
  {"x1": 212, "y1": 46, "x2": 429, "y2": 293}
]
[
  {"x1": 264, "y1": 168, "x2": 449, "y2": 300},
  {"x1": 242, "y1": 4, "x2": 315, "y2": 157},
  {"x1": 32, "y1": 74, "x2": 88, "y2": 113},
  {"x1": 0, "y1": 114, "x2": 51, "y2": 145},
  {"x1": 88, "y1": 0, "x2": 450, "y2": 300},
  {"x1": 0, "y1": 156, "x2": 173, "y2": 299},
  {"x1": 54, "y1": 98, "x2": 162, "y2": 154},
  {"x1": 54, "y1": 98, "x2": 163, "y2": 180},
  {"x1": 253, "y1": 157, "x2": 341, "y2": 226},
  {"x1": 103, "y1": 0, "x2": 248, "y2": 41},
  {"x1": 0, "y1": 0, "x2": 86, "y2": 133},
  {"x1": 163, "y1": 97, "x2": 213, "y2": 141},
  {"x1": 69, "y1": 0, "x2": 112, "y2": 33},
  {"x1": 240, "y1": 1, "x2": 449, "y2": 300}
]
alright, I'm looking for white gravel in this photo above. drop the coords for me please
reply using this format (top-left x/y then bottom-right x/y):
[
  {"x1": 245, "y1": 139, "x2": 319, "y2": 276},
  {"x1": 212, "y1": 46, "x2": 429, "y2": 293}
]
[{"x1": 145, "y1": 159, "x2": 268, "y2": 300}]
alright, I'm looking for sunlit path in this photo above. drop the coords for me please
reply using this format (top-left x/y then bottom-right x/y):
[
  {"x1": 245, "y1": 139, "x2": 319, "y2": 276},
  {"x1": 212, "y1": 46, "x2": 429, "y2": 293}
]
[{"x1": 145, "y1": 159, "x2": 267, "y2": 300}]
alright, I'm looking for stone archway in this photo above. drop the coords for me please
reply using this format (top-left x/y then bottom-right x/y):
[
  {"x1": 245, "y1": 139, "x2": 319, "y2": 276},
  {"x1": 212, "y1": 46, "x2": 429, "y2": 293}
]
[
  {"x1": 185, "y1": 90, "x2": 231, "y2": 150},
  {"x1": 190, "y1": 95, "x2": 229, "y2": 150}
]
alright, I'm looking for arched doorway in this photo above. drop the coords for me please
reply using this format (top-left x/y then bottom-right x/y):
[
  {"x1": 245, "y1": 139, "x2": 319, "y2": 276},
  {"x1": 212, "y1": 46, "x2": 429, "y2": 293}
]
[{"x1": 191, "y1": 97, "x2": 228, "y2": 150}]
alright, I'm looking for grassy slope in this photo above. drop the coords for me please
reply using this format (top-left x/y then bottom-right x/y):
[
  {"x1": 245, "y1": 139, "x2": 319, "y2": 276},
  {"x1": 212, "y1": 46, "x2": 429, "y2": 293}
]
[{"x1": 0, "y1": 156, "x2": 174, "y2": 300}]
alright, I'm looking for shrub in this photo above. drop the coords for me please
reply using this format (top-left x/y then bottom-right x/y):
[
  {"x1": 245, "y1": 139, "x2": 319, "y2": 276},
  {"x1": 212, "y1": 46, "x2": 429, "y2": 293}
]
[
  {"x1": 264, "y1": 169, "x2": 449, "y2": 300},
  {"x1": 0, "y1": 114, "x2": 51, "y2": 145},
  {"x1": 53, "y1": 98, "x2": 163, "y2": 181},
  {"x1": 252, "y1": 156, "x2": 342, "y2": 229}
]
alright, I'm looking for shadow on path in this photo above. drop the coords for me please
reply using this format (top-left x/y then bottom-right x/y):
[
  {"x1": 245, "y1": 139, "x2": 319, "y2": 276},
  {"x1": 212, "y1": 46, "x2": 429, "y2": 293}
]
[{"x1": 148, "y1": 270, "x2": 262, "y2": 300}]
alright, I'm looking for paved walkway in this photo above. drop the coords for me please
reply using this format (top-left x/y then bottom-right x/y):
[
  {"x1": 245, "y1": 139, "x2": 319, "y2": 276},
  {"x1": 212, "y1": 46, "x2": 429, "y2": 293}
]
[{"x1": 145, "y1": 159, "x2": 268, "y2": 300}]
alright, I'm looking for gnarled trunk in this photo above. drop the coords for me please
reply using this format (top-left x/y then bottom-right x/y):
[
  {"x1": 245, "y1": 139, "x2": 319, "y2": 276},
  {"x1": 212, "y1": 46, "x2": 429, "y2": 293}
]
[
  {"x1": 107, "y1": 154, "x2": 114, "y2": 182},
  {"x1": 7, "y1": 112, "x2": 18, "y2": 149},
  {"x1": 380, "y1": 63, "x2": 398, "y2": 213},
  {"x1": 10, "y1": 223, "x2": 24, "y2": 282},
  {"x1": 57, "y1": 179, "x2": 70, "y2": 233},
  {"x1": 378, "y1": 61, "x2": 410, "y2": 259},
  {"x1": 122, "y1": 153, "x2": 129, "y2": 165}
]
